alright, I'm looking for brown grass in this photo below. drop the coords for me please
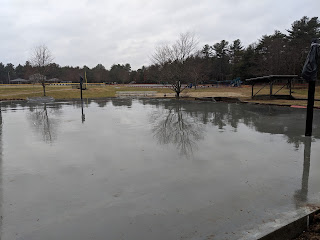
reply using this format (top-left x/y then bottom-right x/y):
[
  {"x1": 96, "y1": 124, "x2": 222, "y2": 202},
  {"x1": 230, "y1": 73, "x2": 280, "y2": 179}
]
[{"x1": 0, "y1": 83, "x2": 319, "y2": 107}]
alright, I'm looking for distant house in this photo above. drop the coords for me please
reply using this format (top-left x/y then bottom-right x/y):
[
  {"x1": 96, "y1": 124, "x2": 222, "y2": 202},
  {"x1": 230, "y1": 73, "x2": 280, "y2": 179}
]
[
  {"x1": 29, "y1": 73, "x2": 46, "y2": 82},
  {"x1": 10, "y1": 78, "x2": 30, "y2": 84}
]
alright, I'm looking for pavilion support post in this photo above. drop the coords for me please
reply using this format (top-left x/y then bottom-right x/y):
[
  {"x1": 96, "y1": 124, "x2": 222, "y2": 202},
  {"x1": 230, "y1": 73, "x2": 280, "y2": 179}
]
[
  {"x1": 251, "y1": 84, "x2": 254, "y2": 98},
  {"x1": 269, "y1": 81, "x2": 273, "y2": 98},
  {"x1": 305, "y1": 81, "x2": 316, "y2": 136},
  {"x1": 289, "y1": 79, "x2": 292, "y2": 97}
]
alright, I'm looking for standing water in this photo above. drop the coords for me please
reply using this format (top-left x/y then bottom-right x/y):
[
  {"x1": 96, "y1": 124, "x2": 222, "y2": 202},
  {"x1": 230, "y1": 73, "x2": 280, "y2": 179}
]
[{"x1": 0, "y1": 98, "x2": 319, "y2": 240}]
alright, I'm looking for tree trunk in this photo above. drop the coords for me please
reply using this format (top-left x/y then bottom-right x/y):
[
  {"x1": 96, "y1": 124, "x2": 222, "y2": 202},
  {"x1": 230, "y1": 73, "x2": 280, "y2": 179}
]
[
  {"x1": 175, "y1": 80, "x2": 181, "y2": 98},
  {"x1": 42, "y1": 82, "x2": 46, "y2": 96}
]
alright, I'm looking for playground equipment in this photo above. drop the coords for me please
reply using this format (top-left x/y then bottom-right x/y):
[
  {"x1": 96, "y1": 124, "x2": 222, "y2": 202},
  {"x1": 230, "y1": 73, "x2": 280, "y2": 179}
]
[{"x1": 230, "y1": 77, "x2": 242, "y2": 87}]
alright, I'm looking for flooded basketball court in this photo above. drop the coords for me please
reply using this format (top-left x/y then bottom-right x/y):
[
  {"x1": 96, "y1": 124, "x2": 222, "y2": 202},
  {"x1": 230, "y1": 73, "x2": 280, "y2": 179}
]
[{"x1": 0, "y1": 98, "x2": 319, "y2": 240}]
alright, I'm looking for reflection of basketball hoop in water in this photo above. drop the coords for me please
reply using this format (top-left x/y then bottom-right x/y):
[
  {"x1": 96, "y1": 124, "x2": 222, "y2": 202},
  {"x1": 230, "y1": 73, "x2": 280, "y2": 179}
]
[
  {"x1": 294, "y1": 137, "x2": 311, "y2": 207},
  {"x1": 81, "y1": 100, "x2": 86, "y2": 123}
]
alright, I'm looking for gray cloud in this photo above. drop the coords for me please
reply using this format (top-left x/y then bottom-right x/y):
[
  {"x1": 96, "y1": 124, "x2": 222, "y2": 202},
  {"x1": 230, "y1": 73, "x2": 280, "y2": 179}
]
[{"x1": 1, "y1": 0, "x2": 319, "y2": 69}]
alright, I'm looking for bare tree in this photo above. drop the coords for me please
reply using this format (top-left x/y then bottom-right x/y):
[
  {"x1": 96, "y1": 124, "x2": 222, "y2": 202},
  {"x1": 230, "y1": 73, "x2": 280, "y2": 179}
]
[
  {"x1": 151, "y1": 32, "x2": 198, "y2": 98},
  {"x1": 30, "y1": 45, "x2": 54, "y2": 96}
]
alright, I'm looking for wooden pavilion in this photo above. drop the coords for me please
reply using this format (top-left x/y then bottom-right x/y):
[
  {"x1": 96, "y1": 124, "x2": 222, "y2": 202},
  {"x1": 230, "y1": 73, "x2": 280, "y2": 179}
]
[{"x1": 246, "y1": 75, "x2": 299, "y2": 99}]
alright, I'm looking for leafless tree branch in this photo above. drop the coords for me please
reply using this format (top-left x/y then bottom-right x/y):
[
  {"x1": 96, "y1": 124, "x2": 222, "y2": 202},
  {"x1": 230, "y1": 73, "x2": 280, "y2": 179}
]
[{"x1": 29, "y1": 44, "x2": 54, "y2": 96}]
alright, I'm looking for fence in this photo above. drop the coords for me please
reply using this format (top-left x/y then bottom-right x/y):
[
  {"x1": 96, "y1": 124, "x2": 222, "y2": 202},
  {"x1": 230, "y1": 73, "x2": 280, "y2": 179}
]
[{"x1": 116, "y1": 91, "x2": 157, "y2": 97}]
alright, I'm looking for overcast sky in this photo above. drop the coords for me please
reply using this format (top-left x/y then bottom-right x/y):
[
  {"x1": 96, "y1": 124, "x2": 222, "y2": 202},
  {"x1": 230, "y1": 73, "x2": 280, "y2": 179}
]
[{"x1": 1, "y1": 0, "x2": 319, "y2": 70}]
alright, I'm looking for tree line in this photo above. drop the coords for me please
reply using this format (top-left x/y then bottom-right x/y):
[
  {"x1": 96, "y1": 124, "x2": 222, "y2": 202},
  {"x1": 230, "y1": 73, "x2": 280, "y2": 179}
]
[{"x1": 0, "y1": 16, "x2": 319, "y2": 86}]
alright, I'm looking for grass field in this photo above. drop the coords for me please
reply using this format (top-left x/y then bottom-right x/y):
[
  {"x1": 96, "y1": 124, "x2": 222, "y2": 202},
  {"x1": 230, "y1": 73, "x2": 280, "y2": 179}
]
[
  {"x1": 0, "y1": 83, "x2": 319, "y2": 107},
  {"x1": 0, "y1": 84, "x2": 170, "y2": 99}
]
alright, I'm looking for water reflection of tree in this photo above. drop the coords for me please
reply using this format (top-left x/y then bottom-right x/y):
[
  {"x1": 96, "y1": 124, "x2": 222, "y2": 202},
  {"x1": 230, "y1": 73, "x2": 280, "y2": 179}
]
[
  {"x1": 141, "y1": 98, "x2": 320, "y2": 150},
  {"x1": 111, "y1": 98, "x2": 132, "y2": 107},
  {"x1": 95, "y1": 99, "x2": 110, "y2": 108},
  {"x1": 28, "y1": 104, "x2": 59, "y2": 143},
  {"x1": 151, "y1": 102, "x2": 204, "y2": 157}
]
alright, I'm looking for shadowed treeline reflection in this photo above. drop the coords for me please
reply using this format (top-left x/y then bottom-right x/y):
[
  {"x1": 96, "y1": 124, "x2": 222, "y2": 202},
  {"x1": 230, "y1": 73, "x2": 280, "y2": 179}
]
[
  {"x1": 1, "y1": 99, "x2": 319, "y2": 148},
  {"x1": 0, "y1": 98, "x2": 112, "y2": 111},
  {"x1": 140, "y1": 99, "x2": 320, "y2": 149},
  {"x1": 111, "y1": 98, "x2": 132, "y2": 107}
]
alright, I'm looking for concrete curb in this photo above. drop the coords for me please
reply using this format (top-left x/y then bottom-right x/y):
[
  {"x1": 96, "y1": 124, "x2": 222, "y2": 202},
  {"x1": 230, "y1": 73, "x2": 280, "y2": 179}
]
[{"x1": 258, "y1": 209, "x2": 320, "y2": 240}]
